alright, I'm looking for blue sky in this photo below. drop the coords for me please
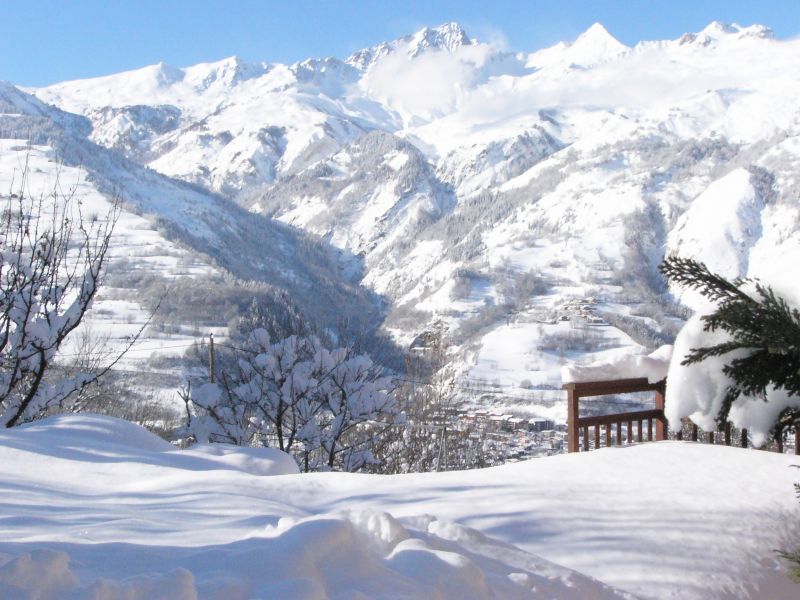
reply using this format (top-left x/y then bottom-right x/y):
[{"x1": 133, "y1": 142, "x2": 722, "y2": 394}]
[{"x1": 3, "y1": 0, "x2": 798, "y2": 86}]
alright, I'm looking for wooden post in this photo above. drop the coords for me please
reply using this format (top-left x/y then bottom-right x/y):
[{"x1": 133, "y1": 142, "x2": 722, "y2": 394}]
[
  {"x1": 567, "y1": 384, "x2": 579, "y2": 453},
  {"x1": 594, "y1": 424, "x2": 600, "y2": 449},
  {"x1": 442, "y1": 426, "x2": 448, "y2": 470},
  {"x1": 637, "y1": 420, "x2": 643, "y2": 442},
  {"x1": 691, "y1": 423, "x2": 698, "y2": 442},
  {"x1": 654, "y1": 382, "x2": 667, "y2": 441},
  {"x1": 616, "y1": 421, "x2": 622, "y2": 446},
  {"x1": 583, "y1": 426, "x2": 589, "y2": 451},
  {"x1": 724, "y1": 422, "x2": 731, "y2": 446},
  {"x1": 741, "y1": 428, "x2": 748, "y2": 448},
  {"x1": 795, "y1": 425, "x2": 800, "y2": 456},
  {"x1": 208, "y1": 333, "x2": 215, "y2": 384},
  {"x1": 627, "y1": 421, "x2": 632, "y2": 443}
]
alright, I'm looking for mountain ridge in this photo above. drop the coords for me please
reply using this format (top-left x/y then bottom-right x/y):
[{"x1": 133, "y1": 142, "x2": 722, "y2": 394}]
[{"x1": 6, "y1": 19, "x2": 800, "y2": 418}]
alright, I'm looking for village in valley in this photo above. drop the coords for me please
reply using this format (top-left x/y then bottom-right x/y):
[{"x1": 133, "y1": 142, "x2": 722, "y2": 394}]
[{"x1": 434, "y1": 406, "x2": 561, "y2": 466}]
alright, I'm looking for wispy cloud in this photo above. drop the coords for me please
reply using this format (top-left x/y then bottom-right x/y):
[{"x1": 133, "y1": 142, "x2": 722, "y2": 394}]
[{"x1": 360, "y1": 43, "x2": 496, "y2": 121}]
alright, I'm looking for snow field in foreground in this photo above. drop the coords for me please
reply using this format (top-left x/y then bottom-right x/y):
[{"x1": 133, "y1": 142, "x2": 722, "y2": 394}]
[
  {"x1": 0, "y1": 416, "x2": 631, "y2": 600},
  {"x1": 0, "y1": 414, "x2": 798, "y2": 599}
]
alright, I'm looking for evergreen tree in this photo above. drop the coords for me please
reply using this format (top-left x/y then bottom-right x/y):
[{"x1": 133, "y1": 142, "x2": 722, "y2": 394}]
[
  {"x1": 659, "y1": 256, "x2": 800, "y2": 435},
  {"x1": 661, "y1": 257, "x2": 800, "y2": 580}
]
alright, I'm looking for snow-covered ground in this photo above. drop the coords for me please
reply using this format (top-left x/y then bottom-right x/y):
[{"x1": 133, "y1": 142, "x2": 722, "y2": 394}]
[{"x1": 0, "y1": 414, "x2": 797, "y2": 599}]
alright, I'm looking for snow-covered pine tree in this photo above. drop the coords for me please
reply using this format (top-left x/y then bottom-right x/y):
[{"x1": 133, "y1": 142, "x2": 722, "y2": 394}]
[{"x1": 659, "y1": 256, "x2": 800, "y2": 437}]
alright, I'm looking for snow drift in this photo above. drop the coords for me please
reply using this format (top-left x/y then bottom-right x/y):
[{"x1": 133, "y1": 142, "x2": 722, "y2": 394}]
[{"x1": 0, "y1": 414, "x2": 797, "y2": 599}]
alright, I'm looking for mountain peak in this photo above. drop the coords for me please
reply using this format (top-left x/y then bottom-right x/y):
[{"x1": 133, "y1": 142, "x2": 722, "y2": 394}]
[
  {"x1": 347, "y1": 22, "x2": 473, "y2": 70},
  {"x1": 573, "y1": 23, "x2": 626, "y2": 50},
  {"x1": 565, "y1": 22, "x2": 628, "y2": 66},
  {"x1": 152, "y1": 61, "x2": 184, "y2": 86},
  {"x1": 682, "y1": 21, "x2": 775, "y2": 46},
  {"x1": 701, "y1": 21, "x2": 738, "y2": 37},
  {"x1": 407, "y1": 22, "x2": 473, "y2": 57},
  {"x1": 429, "y1": 22, "x2": 473, "y2": 46},
  {"x1": 743, "y1": 23, "x2": 775, "y2": 39},
  {"x1": 577, "y1": 23, "x2": 613, "y2": 40},
  {"x1": 183, "y1": 56, "x2": 268, "y2": 90}
]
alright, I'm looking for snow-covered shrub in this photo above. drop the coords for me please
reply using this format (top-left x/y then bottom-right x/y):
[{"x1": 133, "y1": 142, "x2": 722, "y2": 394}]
[
  {"x1": 370, "y1": 327, "x2": 490, "y2": 474},
  {"x1": 183, "y1": 330, "x2": 398, "y2": 471},
  {"x1": 451, "y1": 303, "x2": 510, "y2": 343},
  {"x1": 73, "y1": 380, "x2": 182, "y2": 440},
  {"x1": 493, "y1": 264, "x2": 549, "y2": 311},
  {"x1": 450, "y1": 268, "x2": 481, "y2": 300}
]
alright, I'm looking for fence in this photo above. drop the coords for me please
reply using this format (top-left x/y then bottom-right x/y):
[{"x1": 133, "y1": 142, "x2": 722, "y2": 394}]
[{"x1": 564, "y1": 378, "x2": 800, "y2": 454}]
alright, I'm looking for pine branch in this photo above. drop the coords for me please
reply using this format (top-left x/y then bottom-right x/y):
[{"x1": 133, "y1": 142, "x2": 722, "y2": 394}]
[
  {"x1": 659, "y1": 256, "x2": 753, "y2": 303},
  {"x1": 682, "y1": 341, "x2": 745, "y2": 365},
  {"x1": 778, "y1": 547, "x2": 800, "y2": 582},
  {"x1": 661, "y1": 256, "x2": 800, "y2": 437},
  {"x1": 716, "y1": 386, "x2": 741, "y2": 429}
]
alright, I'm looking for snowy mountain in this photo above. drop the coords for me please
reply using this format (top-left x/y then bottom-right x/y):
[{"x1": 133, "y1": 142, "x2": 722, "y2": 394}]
[
  {"x1": 12, "y1": 20, "x2": 800, "y2": 418},
  {"x1": 0, "y1": 80, "x2": 389, "y2": 405},
  {"x1": 348, "y1": 21, "x2": 474, "y2": 69},
  {"x1": 527, "y1": 22, "x2": 629, "y2": 69}
]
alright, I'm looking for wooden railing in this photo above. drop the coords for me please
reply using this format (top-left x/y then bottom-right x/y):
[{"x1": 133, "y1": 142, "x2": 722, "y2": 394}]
[
  {"x1": 565, "y1": 378, "x2": 800, "y2": 453},
  {"x1": 577, "y1": 409, "x2": 667, "y2": 451},
  {"x1": 565, "y1": 378, "x2": 666, "y2": 453},
  {"x1": 674, "y1": 419, "x2": 748, "y2": 447}
]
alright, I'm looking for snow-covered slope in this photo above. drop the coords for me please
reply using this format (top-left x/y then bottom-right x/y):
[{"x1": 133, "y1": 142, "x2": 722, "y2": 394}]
[
  {"x1": 0, "y1": 414, "x2": 797, "y2": 599},
  {"x1": 667, "y1": 168, "x2": 764, "y2": 282},
  {"x1": 0, "y1": 81, "x2": 389, "y2": 405},
  {"x1": 255, "y1": 130, "x2": 456, "y2": 281}
]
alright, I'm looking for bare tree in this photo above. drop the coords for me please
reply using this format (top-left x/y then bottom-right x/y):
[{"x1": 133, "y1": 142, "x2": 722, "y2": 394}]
[
  {"x1": 370, "y1": 322, "x2": 486, "y2": 474},
  {"x1": 0, "y1": 157, "x2": 132, "y2": 426}
]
